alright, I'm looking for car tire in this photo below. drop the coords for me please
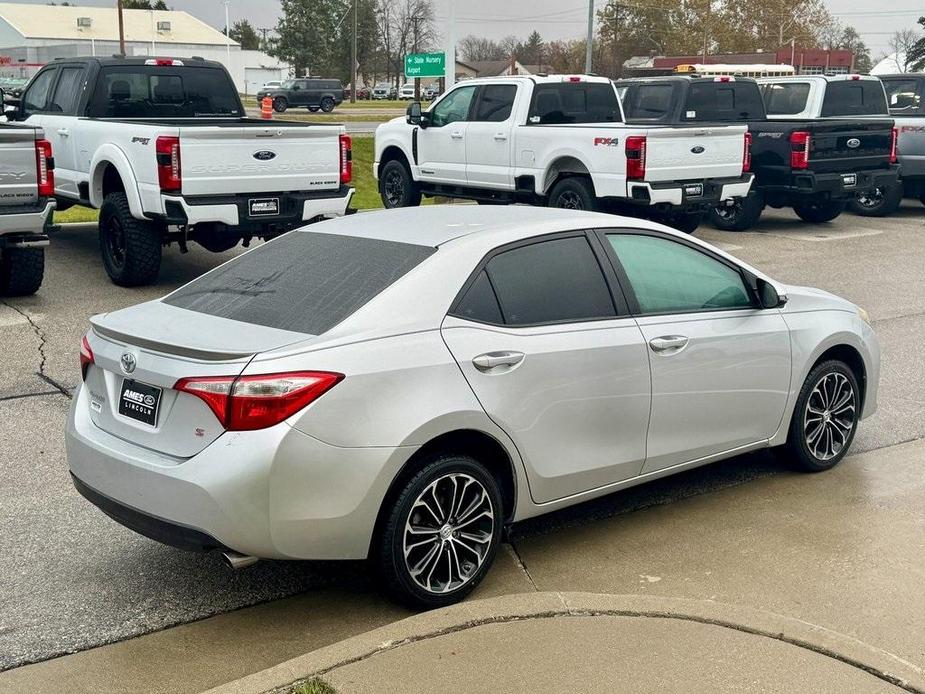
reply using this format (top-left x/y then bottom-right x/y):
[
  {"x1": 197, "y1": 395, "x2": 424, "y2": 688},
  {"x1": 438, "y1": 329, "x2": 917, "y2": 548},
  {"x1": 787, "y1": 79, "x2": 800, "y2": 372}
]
[
  {"x1": 781, "y1": 360, "x2": 860, "y2": 473},
  {"x1": 0, "y1": 247, "x2": 44, "y2": 296},
  {"x1": 99, "y1": 192, "x2": 162, "y2": 287},
  {"x1": 848, "y1": 183, "x2": 903, "y2": 217},
  {"x1": 792, "y1": 198, "x2": 845, "y2": 224},
  {"x1": 708, "y1": 192, "x2": 765, "y2": 232},
  {"x1": 374, "y1": 453, "x2": 503, "y2": 609},
  {"x1": 272, "y1": 97, "x2": 288, "y2": 113},
  {"x1": 320, "y1": 97, "x2": 335, "y2": 113},
  {"x1": 547, "y1": 177, "x2": 599, "y2": 211},
  {"x1": 379, "y1": 159, "x2": 422, "y2": 208}
]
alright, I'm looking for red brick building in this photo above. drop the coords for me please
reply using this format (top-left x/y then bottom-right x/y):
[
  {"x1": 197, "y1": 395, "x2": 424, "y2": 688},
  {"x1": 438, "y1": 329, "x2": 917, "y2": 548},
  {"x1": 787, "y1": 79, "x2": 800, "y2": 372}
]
[{"x1": 651, "y1": 47, "x2": 855, "y2": 74}]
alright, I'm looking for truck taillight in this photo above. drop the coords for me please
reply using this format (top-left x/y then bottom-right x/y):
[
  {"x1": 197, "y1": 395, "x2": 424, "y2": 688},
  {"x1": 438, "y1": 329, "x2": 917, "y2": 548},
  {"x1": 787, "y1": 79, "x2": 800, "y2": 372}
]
[
  {"x1": 35, "y1": 138, "x2": 54, "y2": 197},
  {"x1": 339, "y1": 133, "x2": 352, "y2": 184},
  {"x1": 743, "y1": 132, "x2": 752, "y2": 173},
  {"x1": 789, "y1": 131, "x2": 810, "y2": 170},
  {"x1": 79, "y1": 334, "x2": 94, "y2": 381},
  {"x1": 625, "y1": 135, "x2": 646, "y2": 180},
  {"x1": 175, "y1": 371, "x2": 343, "y2": 431},
  {"x1": 155, "y1": 136, "x2": 181, "y2": 192},
  {"x1": 890, "y1": 127, "x2": 898, "y2": 164}
]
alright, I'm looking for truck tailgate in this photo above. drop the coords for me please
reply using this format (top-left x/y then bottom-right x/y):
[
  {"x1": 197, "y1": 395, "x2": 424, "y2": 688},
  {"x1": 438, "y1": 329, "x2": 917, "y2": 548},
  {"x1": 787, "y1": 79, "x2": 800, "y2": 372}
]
[
  {"x1": 806, "y1": 121, "x2": 894, "y2": 174},
  {"x1": 0, "y1": 125, "x2": 38, "y2": 205},
  {"x1": 643, "y1": 125, "x2": 746, "y2": 182},
  {"x1": 178, "y1": 124, "x2": 343, "y2": 196}
]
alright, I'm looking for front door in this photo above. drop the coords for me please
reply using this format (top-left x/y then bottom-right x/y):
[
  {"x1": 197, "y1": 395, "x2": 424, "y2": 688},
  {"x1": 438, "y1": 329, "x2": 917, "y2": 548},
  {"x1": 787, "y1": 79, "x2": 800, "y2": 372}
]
[
  {"x1": 416, "y1": 84, "x2": 477, "y2": 186},
  {"x1": 465, "y1": 83, "x2": 517, "y2": 189},
  {"x1": 441, "y1": 232, "x2": 651, "y2": 503},
  {"x1": 601, "y1": 230, "x2": 792, "y2": 473}
]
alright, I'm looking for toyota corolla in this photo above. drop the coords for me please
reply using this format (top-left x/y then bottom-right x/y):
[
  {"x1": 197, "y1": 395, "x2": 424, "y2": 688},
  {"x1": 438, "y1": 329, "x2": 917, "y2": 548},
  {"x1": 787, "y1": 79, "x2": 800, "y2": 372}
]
[{"x1": 66, "y1": 206, "x2": 879, "y2": 607}]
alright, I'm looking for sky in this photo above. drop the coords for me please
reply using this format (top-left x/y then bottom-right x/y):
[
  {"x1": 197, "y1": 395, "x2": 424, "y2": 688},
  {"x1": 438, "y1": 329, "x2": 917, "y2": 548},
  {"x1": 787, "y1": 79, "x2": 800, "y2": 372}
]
[{"x1": 7, "y1": 0, "x2": 923, "y2": 58}]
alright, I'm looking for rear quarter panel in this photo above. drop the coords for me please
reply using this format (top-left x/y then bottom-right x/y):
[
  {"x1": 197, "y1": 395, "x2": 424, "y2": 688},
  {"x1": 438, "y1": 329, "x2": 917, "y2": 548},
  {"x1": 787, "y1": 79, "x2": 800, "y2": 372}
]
[{"x1": 895, "y1": 116, "x2": 925, "y2": 178}]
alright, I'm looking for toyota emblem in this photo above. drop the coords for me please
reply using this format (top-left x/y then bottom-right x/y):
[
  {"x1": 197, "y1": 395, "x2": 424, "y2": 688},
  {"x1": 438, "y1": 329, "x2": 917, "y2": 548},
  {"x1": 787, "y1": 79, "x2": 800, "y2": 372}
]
[
  {"x1": 120, "y1": 352, "x2": 137, "y2": 374},
  {"x1": 846, "y1": 138, "x2": 861, "y2": 149}
]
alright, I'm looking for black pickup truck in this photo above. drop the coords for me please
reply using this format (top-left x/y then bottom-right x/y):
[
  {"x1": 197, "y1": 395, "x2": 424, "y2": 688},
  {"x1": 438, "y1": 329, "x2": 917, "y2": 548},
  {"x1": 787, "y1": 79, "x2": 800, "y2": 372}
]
[{"x1": 615, "y1": 75, "x2": 899, "y2": 231}]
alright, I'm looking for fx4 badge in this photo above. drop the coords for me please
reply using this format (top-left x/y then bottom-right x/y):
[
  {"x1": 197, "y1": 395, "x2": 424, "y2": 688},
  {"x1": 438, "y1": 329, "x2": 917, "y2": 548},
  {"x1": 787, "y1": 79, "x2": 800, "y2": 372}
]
[{"x1": 593, "y1": 137, "x2": 619, "y2": 147}]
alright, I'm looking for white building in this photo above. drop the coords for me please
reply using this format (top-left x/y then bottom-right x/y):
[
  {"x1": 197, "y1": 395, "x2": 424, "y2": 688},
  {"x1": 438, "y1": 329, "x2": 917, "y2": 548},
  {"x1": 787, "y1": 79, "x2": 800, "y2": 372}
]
[{"x1": 0, "y1": 2, "x2": 290, "y2": 93}]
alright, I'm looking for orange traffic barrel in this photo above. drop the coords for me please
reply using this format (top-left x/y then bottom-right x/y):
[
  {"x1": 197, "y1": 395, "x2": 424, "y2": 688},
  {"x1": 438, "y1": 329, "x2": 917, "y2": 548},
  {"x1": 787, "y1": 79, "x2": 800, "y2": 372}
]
[{"x1": 261, "y1": 96, "x2": 273, "y2": 120}]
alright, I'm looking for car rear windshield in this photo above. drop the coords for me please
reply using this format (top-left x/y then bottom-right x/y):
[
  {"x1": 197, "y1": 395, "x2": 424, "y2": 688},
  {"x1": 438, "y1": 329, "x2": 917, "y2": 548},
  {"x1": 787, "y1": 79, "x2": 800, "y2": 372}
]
[
  {"x1": 882, "y1": 78, "x2": 922, "y2": 113},
  {"x1": 163, "y1": 232, "x2": 435, "y2": 335},
  {"x1": 821, "y1": 81, "x2": 888, "y2": 117},
  {"x1": 528, "y1": 82, "x2": 622, "y2": 124},
  {"x1": 618, "y1": 83, "x2": 675, "y2": 122},
  {"x1": 762, "y1": 83, "x2": 810, "y2": 115},
  {"x1": 682, "y1": 81, "x2": 766, "y2": 121},
  {"x1": 87, "y1": 65, "x2": 242, "y2": 118}
]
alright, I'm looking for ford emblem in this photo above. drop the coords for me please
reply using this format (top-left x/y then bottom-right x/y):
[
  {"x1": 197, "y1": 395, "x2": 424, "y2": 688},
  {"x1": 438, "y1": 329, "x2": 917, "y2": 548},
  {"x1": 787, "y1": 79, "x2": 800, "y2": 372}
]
[
  {"x1": 120, "y1": 352, "x2": 136, "y2": 374},
  {"x1": 691, "y1": 145, "x2": 705, "y2": 154},
  {"x1": 253, "y1": 150, "x2": 277, "y2": 161},
  {"x1": 846, "y1": 138, "x2": 861, "y2": 149}
]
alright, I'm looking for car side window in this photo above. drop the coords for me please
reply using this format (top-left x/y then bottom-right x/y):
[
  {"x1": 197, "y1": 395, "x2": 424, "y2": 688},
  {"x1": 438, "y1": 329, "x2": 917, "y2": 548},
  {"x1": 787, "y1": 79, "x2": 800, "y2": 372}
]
[
  {"x1": 472, "y1": 84, "x2": 517, "y2": 122},
  {"x1": 607, "y1": 233, "x2": 753, "y2": 314},
  {"x1": 429, "y1": 85, "x2": 477, "y2": 127},
  {"x1": 461, "y1": 235, "x2": 616, "y2": 326},
  {"x1": 47, "y1": 67, "x2": 85, "y2": 114},
  {"x1": 22, "y1": 68, "x2": 57, "y2": 116}
]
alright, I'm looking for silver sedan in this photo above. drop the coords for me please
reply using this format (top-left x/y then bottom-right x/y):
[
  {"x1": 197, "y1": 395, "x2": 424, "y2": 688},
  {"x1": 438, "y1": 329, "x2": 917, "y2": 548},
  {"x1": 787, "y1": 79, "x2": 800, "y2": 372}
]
[{"x1": 66, "y1": 206, "x2": 879, "y2": 608}]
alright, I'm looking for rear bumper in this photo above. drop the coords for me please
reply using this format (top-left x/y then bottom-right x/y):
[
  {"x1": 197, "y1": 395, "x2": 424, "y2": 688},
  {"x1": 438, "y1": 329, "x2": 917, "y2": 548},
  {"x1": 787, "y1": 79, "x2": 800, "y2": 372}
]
[
  {"x1": 159, "y1": 185, "x2": 355, "y2": 233},
  {"x1": 65, "y1": 384, "x2": 415, "y2": 560},
  {"x1": 0, "y1": 199, "x2": 54, "y2": 237},
  {"x1": 624, "y1": 174, "x2": 753, "y2": 209},
  {"x1": 778, "y1": 166, "x2": 901, "y2": 199}
]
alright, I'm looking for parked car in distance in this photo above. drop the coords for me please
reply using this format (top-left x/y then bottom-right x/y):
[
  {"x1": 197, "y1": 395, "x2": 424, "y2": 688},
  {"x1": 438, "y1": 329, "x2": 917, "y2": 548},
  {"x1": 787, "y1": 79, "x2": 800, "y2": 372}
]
[
  {"x1": 256, "y1": 77, "x2": 344, "y2": 113},
  {"x1": 424, "y1": 84, "x2": 440, "y2": 100},
  {"x1": 67, "y1": 206, "x2": 879, "y2": 608},
  {"x1": 344, "y1": 86, "x2": 371, "y2": 100},
  {"x1": 375, "y1": 74, "x2": 753, "y2": 233},
  {"x1": 861, "y1": 73, "x2": 925, "y2": 212},
  {"x1": 7, "y1": 56, "x2": 354, "y2": 286},
  {"x1": 260, "y1": 80, "x2": 282, "y2": 92},
  {"x1": 0, "y1": 77, "x2": 29, "y2": 99},
  {"x1": 0, "y1": 122, "x2": 55, "y2": 295},
  {"x1": 399, "y1": 82, "x2": 416, "y2": 99},
  {"x1": 372, "y1": 82, "x2": 397, "y2": 100},
  {"x1": 615, "y1": 75, "x2": 899, "y2": 231}
]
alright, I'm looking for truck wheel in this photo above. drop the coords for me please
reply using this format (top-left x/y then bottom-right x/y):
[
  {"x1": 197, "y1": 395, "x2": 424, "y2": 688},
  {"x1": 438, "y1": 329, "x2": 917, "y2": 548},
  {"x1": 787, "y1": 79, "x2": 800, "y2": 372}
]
[
  {"x1": 662, "y1": 211, "x2": 703, "y2": 234},
  {"x1": 793, "y1": 198, "x2": 845, "y2": 224},
  {"x1": 379, "y1": 159, "x2": 422, "y2": 208},
  {"x1": 708, "y1": 193, "x2": 765, "y2": 232},
  {"x1": 547, "y1": 177, "x2": 598, "y2": 211},
  {"x1": 848, "y1": 183, "x2": 903, "y2": 217},
  {"x1": 272, "y1": 97, "x2": 288, "y2": 113},
  {"x1": 320, "y1": 97, "x2": 335, "y2": 113},
  {"x1": 99, "y1": 192, "x2": 162, "y2": 287},
  {"x1": 0, "y1": 248, "x2": 44, "y2": 296}
]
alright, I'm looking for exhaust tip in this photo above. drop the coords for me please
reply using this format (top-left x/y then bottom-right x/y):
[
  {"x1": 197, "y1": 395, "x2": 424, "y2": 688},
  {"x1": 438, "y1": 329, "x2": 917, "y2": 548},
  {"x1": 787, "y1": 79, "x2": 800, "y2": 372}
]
[{"x1": 221, "y1": 550, "x2": 259, "y2": 570}]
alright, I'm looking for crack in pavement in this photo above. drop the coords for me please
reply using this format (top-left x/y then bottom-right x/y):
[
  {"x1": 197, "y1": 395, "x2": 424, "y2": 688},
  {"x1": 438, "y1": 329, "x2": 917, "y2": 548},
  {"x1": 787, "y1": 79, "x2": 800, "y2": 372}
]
[
  {"x1": 504, "y1": 543, "x2": 539, "y2": 592},
  {"x1": 0, "y1": 301, "x2": 72, "y2": 399}
]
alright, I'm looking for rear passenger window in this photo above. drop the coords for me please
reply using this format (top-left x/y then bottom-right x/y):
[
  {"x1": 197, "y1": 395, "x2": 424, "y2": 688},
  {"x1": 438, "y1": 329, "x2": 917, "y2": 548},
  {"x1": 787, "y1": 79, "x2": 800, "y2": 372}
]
[
  {"x1": 472, "y1": 84, "x2": 516, "y2": 122},
  {"x1": 454, "y1": 271, "x2": 503, "y2": 324},
  {"x1": 622, "y1": 84, "x2": 674, "y2": 121},
  {"x1": 48, "y1": 66, "x2": 85, "y2": 114},
  {"x1": 528, "y1": 83, "x2": 622, "y2": 124},
  {"x1": 762, "y1": 83, "x2": 810, "y2": 115},
  {"x1": 477, "y1": 236, "x2": 616, "y2": 326}
]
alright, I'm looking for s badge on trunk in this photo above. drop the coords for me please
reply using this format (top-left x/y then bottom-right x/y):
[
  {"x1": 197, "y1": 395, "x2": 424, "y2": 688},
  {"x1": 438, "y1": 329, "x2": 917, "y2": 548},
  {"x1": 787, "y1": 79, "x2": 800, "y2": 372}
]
[{"x1": 120, "y1": 352, "x2": 137, "y2": 374}]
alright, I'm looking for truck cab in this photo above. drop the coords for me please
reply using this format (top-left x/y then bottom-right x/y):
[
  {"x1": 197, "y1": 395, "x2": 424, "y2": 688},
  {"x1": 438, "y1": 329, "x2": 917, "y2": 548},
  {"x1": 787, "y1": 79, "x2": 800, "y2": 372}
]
[{"x1": 876, "y1": 73, "x2": 925, "y2": 207}]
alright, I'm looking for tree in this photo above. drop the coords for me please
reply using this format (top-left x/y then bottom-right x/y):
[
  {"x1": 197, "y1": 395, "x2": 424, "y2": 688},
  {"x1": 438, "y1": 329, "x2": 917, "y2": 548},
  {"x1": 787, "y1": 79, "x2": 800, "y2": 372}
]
[
  {"x1": 228, "y1": 19, "x2": 260, "y2": 50},
  {"x1": 909, "y1": 18, "x2": 925, "y2": 71},
  {"x1": 836, "y1": 26, "x2": 872, "y2": 74},
  {"x1": 271, "y1": 0, "x2": 344, "y2": 77},
  {"x1": 520, "y1": 31, "x2": 545, "y2": 65},
  {"x1": 889, "y1": 27, "x2": 921, "y2": 72},
  {"x1": 459, "y1": 36, "x2": 506, "y2": 62},
  {"x1": 122, "y1": 0, "x2": 169, "y2": 9}
]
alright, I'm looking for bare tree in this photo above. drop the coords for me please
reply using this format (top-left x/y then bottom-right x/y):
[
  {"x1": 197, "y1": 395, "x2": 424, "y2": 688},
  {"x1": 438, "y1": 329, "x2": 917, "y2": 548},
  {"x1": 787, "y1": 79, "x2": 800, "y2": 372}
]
[{"x1": 888, "y1": 28, "x2": 920, "y2": 72}]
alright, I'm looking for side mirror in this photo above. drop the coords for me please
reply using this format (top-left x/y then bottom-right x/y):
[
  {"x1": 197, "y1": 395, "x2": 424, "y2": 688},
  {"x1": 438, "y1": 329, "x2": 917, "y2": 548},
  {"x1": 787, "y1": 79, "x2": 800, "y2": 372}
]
[
  {"x1": 756, "y1": 277, "x2": 787, "y2": 309},
  {"x1": 406, "y1": 101, "x2": 426, "y2": 127}
]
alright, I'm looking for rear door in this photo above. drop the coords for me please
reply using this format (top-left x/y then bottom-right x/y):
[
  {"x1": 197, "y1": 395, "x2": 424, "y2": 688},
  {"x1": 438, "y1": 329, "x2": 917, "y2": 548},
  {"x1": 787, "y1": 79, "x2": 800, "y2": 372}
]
[
  {"x1": 42, "y1": 64, "x2": 86, "y2": 198},
  {"x1": 465, "y1": 83, "x2": 518, "y2": 189},
  {"x1": 441, "y1": 232, "x2": 651, "y2": 503},
  {"x1": 417, "y1": 84, "x2": 476, "y2": 185}
]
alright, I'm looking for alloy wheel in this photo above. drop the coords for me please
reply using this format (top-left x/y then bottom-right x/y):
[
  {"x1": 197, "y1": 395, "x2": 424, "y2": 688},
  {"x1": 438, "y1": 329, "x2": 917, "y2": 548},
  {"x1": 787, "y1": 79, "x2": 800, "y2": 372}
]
[
  {"x1": 803, "y1": 372, "x2": 856, "y2": 461},
  {"x1": 555, "y1": 191, "x2": 584, "y2": 209},
  {"x1": 104, "y1": 216, "x2": 126, "y2": 269},
  {"x1": 383, "y1": 169, "x2": 405, "y2": 207},
  {"x1": 402, "y1": 472, "x2": 495, "y2": 595},
  {"x1": 855, "y1": 188, "x2": 883, "y2": 209}
]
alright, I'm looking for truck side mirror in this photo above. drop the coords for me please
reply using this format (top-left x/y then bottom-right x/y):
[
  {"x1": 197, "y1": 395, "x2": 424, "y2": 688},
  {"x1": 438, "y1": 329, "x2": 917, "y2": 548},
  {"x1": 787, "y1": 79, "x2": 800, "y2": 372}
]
[{"x1": 406, "y1": 101, "x2": 425, "y2": 127}]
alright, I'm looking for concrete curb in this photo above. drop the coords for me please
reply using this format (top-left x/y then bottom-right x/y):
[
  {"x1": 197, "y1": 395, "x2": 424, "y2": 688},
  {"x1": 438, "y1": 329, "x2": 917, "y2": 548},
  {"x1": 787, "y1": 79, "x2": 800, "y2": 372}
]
[{"x1": 204, "y1": 591, "x2": 925, "y2": 694}]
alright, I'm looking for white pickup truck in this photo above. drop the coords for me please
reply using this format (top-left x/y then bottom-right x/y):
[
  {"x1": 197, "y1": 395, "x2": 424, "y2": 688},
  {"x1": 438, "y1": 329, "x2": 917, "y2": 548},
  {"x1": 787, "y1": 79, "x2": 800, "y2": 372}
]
[
  {"x1": 0, "y1": 121, "x2": 55, "y2": 295},
  {"x1": 877, "y1": 74, "x2": 925, "y2": 209},
  {"x1": 4, "y1": 56, "x2": 353, "y2": 286},
  {"x1": 374, "y1": 75, "x2": 753, "y2": 232}
]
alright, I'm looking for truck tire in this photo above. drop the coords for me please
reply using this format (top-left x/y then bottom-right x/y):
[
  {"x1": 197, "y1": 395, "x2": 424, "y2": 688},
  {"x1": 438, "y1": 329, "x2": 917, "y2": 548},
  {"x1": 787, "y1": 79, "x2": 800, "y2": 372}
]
[
  {"x1": 848, "y1": 183, "x2": 903, "y2": 217},
  {"x1": 792, "y1": 198, "x2": 845, "y2": 224},
  {"x1": 272, "y1": 97, "x2": 288, "y2": 113},
  {"x1": 662, "y1": 211, "x2": 702, "y2": 234},
  {"x1": 320, "y1": 97, "x2": 335, "y2": 113},
  {"x1": 379, "y1": 159, "x2": 422, "y2": 208},
  {"x1": 708, "y1": 192, "x2": 765, "y2": 232},
  {"x1": 99, "y1": 192, "x2": 163, "y2": 287},
  {"x1": 0, "y1": 248, "x2": 44, "y2": 296},
  {"x1": 547, "y1": 177, "x2": 599, "y2": 211}
]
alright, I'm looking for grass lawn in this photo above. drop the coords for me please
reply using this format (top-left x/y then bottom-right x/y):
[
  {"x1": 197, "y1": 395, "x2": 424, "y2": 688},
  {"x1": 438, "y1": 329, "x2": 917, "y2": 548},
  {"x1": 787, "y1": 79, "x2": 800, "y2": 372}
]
[{"x1": 53, "y1": 135, "x2": 382, "y2": 225}]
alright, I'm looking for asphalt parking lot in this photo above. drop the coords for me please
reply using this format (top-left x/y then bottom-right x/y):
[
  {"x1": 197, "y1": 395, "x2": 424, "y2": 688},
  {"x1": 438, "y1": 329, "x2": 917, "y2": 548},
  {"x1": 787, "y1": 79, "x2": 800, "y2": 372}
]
[{"x1": 1, "y1": 203, "x2": 924, "y2": 674}]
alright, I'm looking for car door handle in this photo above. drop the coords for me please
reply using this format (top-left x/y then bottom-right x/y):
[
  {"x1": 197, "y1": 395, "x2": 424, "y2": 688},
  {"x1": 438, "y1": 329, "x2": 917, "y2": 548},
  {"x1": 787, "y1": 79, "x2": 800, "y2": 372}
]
[
  {"x1": 472, "y1": 351, "x2": 525, "y2": 371},
  {"x1": 494, "y1": 133, "x2": 507, "y2": 140},
  {"x1": 57, "y1": 128, "x2": 69, "y2": 136},
  {"x1": 649, "y1": 335, "x2": 689, "y2": 353},
  {"x1": 450, "y1": 131, "x2": 464, "y2": 139}
]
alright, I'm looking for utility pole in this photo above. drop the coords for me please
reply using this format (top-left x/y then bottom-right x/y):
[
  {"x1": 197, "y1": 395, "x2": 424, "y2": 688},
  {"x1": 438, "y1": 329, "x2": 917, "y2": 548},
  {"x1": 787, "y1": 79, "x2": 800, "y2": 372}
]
[
  {"x1": 223, "y1": 1, "x2": 231, "y2": 68},
  {"x1": 117, "y1": 0, "x2": 126, "y2": 56},
  {"x1": 412, "y1": 15, "x2": 420, "y2": 100},
  {"x1": 350, "y1": 0, "x2": 357, "y2": 103},
  {"x1": 584, "y1": 0, "x2": 593, "y2": 74},
  {"x1": 446, "y1": 0, "x2": 455, "y2": 89}
]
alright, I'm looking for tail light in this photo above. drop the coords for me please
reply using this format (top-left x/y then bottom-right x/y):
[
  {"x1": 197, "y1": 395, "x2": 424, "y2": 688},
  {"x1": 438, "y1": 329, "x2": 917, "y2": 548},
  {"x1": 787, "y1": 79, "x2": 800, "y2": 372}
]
[
  {"x1": 175, "y1": 371, "x2": 343, "y2": 431},
  {"x1": 889, "y1": 127, "x2": 898, "y2": 164},
  {"x1": 35, "y1": 138, "x2": 54, "y2": 197},
  {"x1": 79, "y1": 334, "x2": 94, "y2": 381},
  {"x1": 789, "y1": 131, "x2": 811, "y2": 170},
  {"x1": 743, "y1": 132, "x2": 752, "y2": 173},
  {"x1": 625, "y1": 135, "x2": 647, "y2": 180},
  {"x1": 155, "y1": 135, "x2": 181, "y2": 192},
  {"x1": 339, "y1": 133, "x2": 352, "y2": 184}
]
